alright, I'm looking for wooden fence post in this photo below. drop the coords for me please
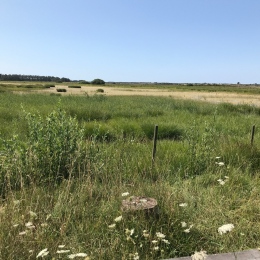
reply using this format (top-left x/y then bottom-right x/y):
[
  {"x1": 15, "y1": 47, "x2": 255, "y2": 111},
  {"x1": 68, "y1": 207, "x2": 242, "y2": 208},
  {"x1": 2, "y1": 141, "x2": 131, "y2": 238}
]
[
  {"x1": 152, "y1": 125, "x2": 158, "y2": 164},
  {"x1": 251, "y1": 125, "x2": 256, "y2": 146}
]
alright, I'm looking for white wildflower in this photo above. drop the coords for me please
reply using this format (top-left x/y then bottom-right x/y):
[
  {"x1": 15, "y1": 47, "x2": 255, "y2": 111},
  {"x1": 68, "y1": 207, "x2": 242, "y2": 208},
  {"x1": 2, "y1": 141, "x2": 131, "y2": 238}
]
[
  {"x1": 13, "y1": 224, "x2": 19, "y2": 228},
  {"x1": 218, "y1": 223, "x2": 234, "y2": 235},
  {"x1": 29, "y1": 211, "x2": 37, "y2": 218},
  {"x1": 36, "y1": 248, "x2": 49, "y2": 258},
  {"x1": 114, "y1": 215, "x2": 122, "y2": 222},
  {"x1": 68, "y1": 253, "x2": 88, "y2": 259},
  {"x1": 151, "y1": 240, "x2": 158, "y2": 244},
  {"x1": 153, "y1": 246, "x2": 159, "y2": 251},
  {"x1": 122, "y1": 192, "x2": 130, "y2": 197},
  {"x1": 156, "y1": 232, "x2": 166, "y2": 239},
  {"x1": 215, "y1": 156, "x2": 221, "y2": 159},
  {"x1": 216, "y1": 162, "x2": 225, "y2": 166},
  {"x1": 125, "y1": 228, "x2": 134, "y2": 236},
  {"x1": 179, "y1": 203, "x2": 188, "y2": 207},
  {"x1": 224, "y1": 176, "x2": 229, "y2": 179},
  {"x1": 191, "y1": 250, "x2": 207, "y2": 260},
  {"x1": 143, "y1": 230, "x2": 149, "y2": 238},
  {"x1": 25, "y1": 221, "x2": 35, "y2": 229},
  {"x1": 57, "y1": 249, "x2": 70, "y2": 254},
  {"x1": 184, "y1": 224, "x2": 193, "y2": 233},
  {"x1": 108, "y1": 223, "x2": 116, "y2": 229},
  {"x1": 133, "y1": 252, "x2": 139, "y2": 260},
  {"x1": 181, "y1": 221, "x2": 187, "y2": 228},
  {"x1": 162, "y1": 239, "x2": 170, "y2": 244},
  {"x1": 13, "y1": 200, "x2": 20, "y2": 206},
  {"x1": 217, "y1": 179, "x2": 225, "y2": 185},
  {"x1": 58, "y1": 245, "x2": 66, "y2": 248},
  {"x1": 19, "y1": 231, "x2": 27, "y2": 235}
]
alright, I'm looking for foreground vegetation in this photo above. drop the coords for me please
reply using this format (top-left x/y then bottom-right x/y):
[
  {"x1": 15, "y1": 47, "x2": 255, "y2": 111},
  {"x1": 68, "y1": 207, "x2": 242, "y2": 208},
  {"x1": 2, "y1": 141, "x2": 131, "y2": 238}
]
[{"x1": 0, "y1": 89, "x2": 260, "y2": 259}]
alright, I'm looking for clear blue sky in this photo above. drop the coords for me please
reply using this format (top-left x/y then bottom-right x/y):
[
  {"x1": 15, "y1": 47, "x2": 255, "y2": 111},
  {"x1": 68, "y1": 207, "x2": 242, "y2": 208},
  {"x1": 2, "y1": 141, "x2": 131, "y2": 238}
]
[{"x1": 1, "y1": 0, "x2": 260, "y2": 83}]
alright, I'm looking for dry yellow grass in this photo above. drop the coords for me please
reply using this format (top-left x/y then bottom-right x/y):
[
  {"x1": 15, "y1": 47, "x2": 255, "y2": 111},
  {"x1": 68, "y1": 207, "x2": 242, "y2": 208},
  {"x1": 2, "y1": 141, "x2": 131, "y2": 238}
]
[{"x1": 38, "y1": 85, "x2": 260, "y2": 106}]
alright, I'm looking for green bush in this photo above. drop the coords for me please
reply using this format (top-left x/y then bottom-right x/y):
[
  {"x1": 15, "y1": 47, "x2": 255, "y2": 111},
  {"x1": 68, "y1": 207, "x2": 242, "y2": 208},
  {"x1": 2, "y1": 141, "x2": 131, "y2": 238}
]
[
  {"x1": 56, "y1": 88, "x2": 67, "y2": 92},
  {"x1": 68, "y1": 85, "x2": 81, "y2": 88},
  {"x1": 96, "y1": 88, "x2": 104, "y2": 93},
  {"x1": 91, "y1": 79, "x2": 105, "y2": 85},
  {"x1": 0, "y1": 107, "x2": 90, "y2": 195}
]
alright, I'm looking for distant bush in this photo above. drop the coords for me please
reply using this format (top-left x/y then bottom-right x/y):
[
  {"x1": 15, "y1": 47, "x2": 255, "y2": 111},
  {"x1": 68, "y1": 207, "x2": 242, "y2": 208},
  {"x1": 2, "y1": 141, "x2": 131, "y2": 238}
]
[
  {"x1": 56, "y1": 88, "x2": 67, "y2": 92},
  {"x1": 91, "y1": 79, "x2": 105, "y2": 85},
  {"x1": 68, "y1": 85, "x2": 81, "y2": 88},
  {"x1": 96, "y1": 88, "x2": 104, "y2": 93},
  {"x1": 44, "y1": 84, "x2": 55, "y2": 88},
  {"x1": 79, "y1": 80, "x2": 90, "y2": 84}
]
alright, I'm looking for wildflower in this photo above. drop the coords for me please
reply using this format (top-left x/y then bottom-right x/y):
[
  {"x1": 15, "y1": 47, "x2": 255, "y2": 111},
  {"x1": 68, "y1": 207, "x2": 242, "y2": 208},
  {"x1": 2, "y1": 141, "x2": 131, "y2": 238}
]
[
  {"x1": 41, "y1": 223, "x2": 48, "y2": 227},
  {"x1": 36, "y1": 248, "x2": 49, "y2": 258},
  {"x1": 58, "y1": 245, "x2": 66, "y2": 248},
  {"x1": 224, "y1": 176, "x2": 229, "y2": 179},
  {"x1": 13, "y1": 200, "x2": 20, "y2": 206},
  {"x1": 156, "y1": 232, "x2": 166, "y2": 239},
  {"x1": 181, "y1": 221, "x2": 187, "y2": 228},
  {"x1": 153, "y1": 246, "x2": 159, "y2": 251},
  {"x1": 133, "y1": 252, "x2": 139, "y2": 260},
  {"x1": 68, "y1": 253, "x2": 88, "y2": 258},
  {"x1": 13, "y1": 224, "x2": 19, "y2": 228},
  {"x1": 151, "y1": 240, "x2": 158, "y2": 244},
  {"x1": 57, "y1": 249, "x2": 70, "y2": 254},
  {"x1": 143, "y1": 230, "x2": 149, "y2": 238},
  {"x1": 179, "y1": 203, "x2": 188, "y2": 207},
  {"x1": 19, "y1": 231, "x2": 27, "y2": 235},
  {"x1": 122, "y1": 192, "x2": 130, "y2": 197},
  {"x1": 218, "y1": 223, "x2": 234, "y2": 235},
  {"x1": 125, "y1": 228, "x2": 134, "y2": 236},
  {"x1": 215, "y1": 156, "x2": 221, "y2": 159},
  {"x1": 184, "y1": 224, "x2": 193, "y2": 233},
  {"x1": 25, "y1": 221, "x2": 35, "y2": 229},
  {"x1": 114, "y1": 215, "x2": 122, "y2": 222},
  {"x1": 29, "y1": 211, "x2": 37, "y2": 219},
  {"x1": 108, "y1": 223, "x2": 116, "y2": 229},
  {"x1": 217, "y1": 179, "x2": 225, "y2": 185},
  {"x1": 216, "y1": 162, "x2": 225, "y2": 166},
  {"x1": 162, "y1": 239, "x2": 170, "y2": 245},
  {"x1": 191, "y1": 250, "x2": 207, "y2": 260}
]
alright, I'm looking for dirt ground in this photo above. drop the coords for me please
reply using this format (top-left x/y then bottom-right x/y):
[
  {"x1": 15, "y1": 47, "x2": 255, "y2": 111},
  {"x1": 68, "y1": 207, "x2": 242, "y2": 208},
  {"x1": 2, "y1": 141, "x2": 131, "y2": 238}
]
[{"x1": 40, "y1": 85, "x2": 260, "y2": 107}]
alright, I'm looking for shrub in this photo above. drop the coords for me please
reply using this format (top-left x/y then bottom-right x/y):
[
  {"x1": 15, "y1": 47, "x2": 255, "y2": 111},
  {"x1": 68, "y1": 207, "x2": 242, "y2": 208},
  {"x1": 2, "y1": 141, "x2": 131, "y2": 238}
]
[
  {"x1": 56, "y1": 88, "x2": 67, "y2": 92},
  {"x1": 68, "y1": 85, "x2": 81, "y2": 88},
  {"x1": 44, "y1": 84, "x2": 55, "y2": 88},
  {"x1": 91, "y1": 79, "x2": 105, "y2": 85},
  {"x1": 0, "y1": 107, "x2": 90, "y2": 195},
  {"x1": 96, "y1": 88, "x2": 104, "y2": 93}
]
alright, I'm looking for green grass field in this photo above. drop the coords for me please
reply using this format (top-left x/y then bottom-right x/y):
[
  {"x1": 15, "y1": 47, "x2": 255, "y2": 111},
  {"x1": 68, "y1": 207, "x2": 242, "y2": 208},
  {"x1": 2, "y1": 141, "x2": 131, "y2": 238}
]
[{"x1": 0, "y1": 84, "x2": 260, "y2": 259}]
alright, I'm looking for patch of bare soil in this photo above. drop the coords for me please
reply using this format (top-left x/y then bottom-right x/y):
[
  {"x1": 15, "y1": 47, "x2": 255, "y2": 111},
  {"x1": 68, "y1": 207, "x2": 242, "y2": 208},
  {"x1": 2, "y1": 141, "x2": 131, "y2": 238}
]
[{"x1": 39, "y1": 86, "x2": 260, "y2": 106}]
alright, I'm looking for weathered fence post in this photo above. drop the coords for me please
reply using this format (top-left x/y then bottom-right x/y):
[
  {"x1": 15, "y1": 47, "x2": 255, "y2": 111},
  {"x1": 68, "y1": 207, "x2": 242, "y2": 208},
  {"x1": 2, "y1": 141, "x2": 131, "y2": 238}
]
[
  {"x1": 251, "y1": 125, "x2": 256, "y2": 146},
  {"x1": 152, "y1": 125, "x2": 158, "y2": 164}
]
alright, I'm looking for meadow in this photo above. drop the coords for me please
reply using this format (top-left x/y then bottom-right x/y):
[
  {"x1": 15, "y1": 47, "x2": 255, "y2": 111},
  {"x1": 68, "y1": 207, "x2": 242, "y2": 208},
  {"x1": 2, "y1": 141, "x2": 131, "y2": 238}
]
[{"x1": 0, "y1": 83, "x2": 260, "y2": 259}]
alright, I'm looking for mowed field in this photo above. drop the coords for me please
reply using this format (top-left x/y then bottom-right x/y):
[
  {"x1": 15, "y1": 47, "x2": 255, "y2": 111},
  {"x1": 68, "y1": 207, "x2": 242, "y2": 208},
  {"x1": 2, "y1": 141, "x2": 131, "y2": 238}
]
[{"x1": 39, "y1": 84, "x2": 260, "y2": 106}]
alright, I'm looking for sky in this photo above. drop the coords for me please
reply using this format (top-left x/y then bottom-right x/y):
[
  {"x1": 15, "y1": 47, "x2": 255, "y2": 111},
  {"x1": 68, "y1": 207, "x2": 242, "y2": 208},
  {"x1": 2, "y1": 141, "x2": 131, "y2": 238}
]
[{"x1": 0, "y1": 0, "x2": 260, "y2": 83}]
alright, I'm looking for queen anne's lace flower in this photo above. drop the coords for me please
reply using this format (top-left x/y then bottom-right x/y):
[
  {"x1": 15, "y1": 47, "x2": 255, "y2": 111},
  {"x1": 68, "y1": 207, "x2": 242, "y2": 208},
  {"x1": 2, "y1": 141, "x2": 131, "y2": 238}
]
[
  {"x1": 114, "y1": 215, "x2": 122, "y2": 222},
  {"x1": 218, "y1": 223, "x2": 234, "y2": 235},
  {"x1": 36, "y1": 248, "x2": 49, "y2": 258},
  {"x1": 191, "y1": 250, "x2": 207, "y2": 260}
]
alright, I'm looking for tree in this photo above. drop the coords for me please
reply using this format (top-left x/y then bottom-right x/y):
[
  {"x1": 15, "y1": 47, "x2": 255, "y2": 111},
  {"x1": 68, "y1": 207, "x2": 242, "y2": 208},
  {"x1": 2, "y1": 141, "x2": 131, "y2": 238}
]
[{"x1": 91, "y1": 78, "x2": 105, "y2": 85}]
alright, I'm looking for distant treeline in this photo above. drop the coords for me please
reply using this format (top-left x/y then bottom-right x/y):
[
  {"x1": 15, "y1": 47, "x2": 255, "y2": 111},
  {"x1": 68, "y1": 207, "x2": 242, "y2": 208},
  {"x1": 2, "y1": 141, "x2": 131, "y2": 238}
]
[{"x1": 0, "y1": 74, "x2": 71, "y2": 82}]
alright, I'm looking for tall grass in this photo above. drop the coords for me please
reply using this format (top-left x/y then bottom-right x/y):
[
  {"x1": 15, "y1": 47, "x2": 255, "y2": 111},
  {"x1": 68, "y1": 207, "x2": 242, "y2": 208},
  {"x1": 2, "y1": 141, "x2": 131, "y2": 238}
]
[{"x1": 0, "y1": 92, "x2": 260, "y2": 259}]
